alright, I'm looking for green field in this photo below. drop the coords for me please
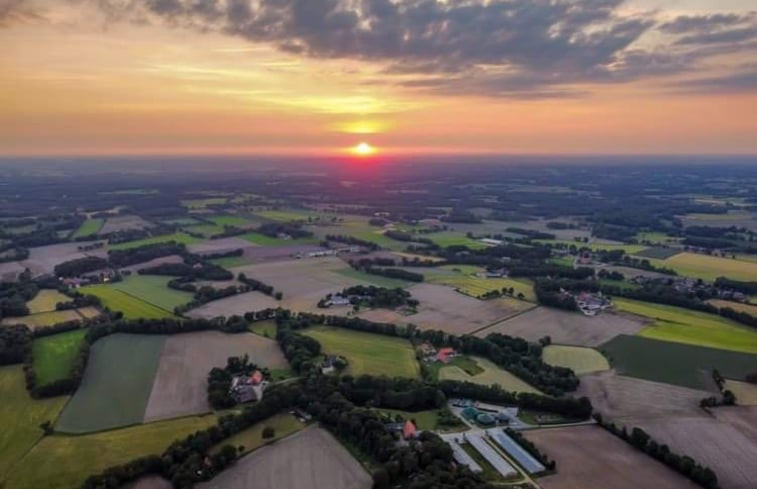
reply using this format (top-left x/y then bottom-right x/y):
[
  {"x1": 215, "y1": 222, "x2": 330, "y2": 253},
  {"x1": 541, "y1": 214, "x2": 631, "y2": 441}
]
[
  {"x1": 6, "y1": 414, "x2": 218, "y2": 489},
  {"x1": 82, "y1": 284, "x2": 175, "y2": 319},
  {"x1": 27, "y1": 289, "x2": 71, "y2": 314},
  {"x1": 542, "y1": 345, "x2": 610, "y2": 375},
  {"x1": 438, "y1": 356, "x2": 542, "y2": 394},
  {"x1": 111, "y1": 275, "x2": 193, "y2": 312},
  {"x1": 420, "y1": 266, "x2": 536, "y2": 301},
  {"x1": 634, "y1": 232, "x2": 680, "y2": 245},
  {"x1": 249, "y1": 320, "x2": 277, "y2": 338},
  {"x1": 614, "y1": 298, "x2": 757, "y2": 353},
  {"x1": 108, "y1": 232, "x2": 201, "y2": 251},
  {"x1": 334, "y1": 267, "x2": 412, "y2": 289},
  {"x1": 0, "y1": 309, "x2": 94, "y2": 329},
  {"x1": 0, "y1": 366, "x2": 68, "y2": 480},
  {"x1": 181, "y1": 197, "x2": 228, "y2": 209},
  {"x1": 600, "y1": 335, "x2": 757, "y2": 390},
  {"x1": 56, "y1": 334, "x2": 166, "y2": 433},
  {"x1": 658, "y1": 252, "x2": 757, "y2": 282},
  {"x1": 425, "y1": 232, "x2": 488, "y2": 250},
  {"x1": 253, "y1": 209, "x2": 322, "y2": 222},
  {"x1": 210, "y1": 413, "x2": 304, "y2": 456},
  {"x1": 240, "y1": 231, "x2": 318, "y2": 246},
  {"x1": 161, "y1": 217, "x2": 202, "y2": 226},
  {"x1": 301, "y1": 326, "x2": 420, "y2": 378},
  {"x1": 375, "y1": 408, "x2": 443, "y2": 431},
  {"x1": 633, "y1": 247, "x2": 681, "y2": 259},
  {"x1": 32, "y1": 329, "x2": 87, "y2": 386},
  {"x1": 207, "y1": 214, "x2": 258, "y2": 227},
  {"x1": 183, "y1": 224, "x2": 225, "y2": 237},
  {"x1": 71, "y1": 219, "x2": 104, "y2": 239},
  {"x1": 210, "y1": 255, "x2": 252, "y2": 268}
]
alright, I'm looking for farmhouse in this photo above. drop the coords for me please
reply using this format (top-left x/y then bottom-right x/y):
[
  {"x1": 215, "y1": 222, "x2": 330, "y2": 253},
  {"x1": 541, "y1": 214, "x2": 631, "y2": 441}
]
[
  {"x1": 229, "y1": 370, "x2": 267, "y2": 403},
  {"x1": 576, "y1": 291, "x2": 611, "y2": 316},
  {"x1": 325, "y1": 295, "x2": 351, "y2": 307},
  {"x1": 480, "y1": 238, "x2": 504, "y2": 247},
  {"x1": 436, "y1": 347, "x2": 457, "y2": 363}
]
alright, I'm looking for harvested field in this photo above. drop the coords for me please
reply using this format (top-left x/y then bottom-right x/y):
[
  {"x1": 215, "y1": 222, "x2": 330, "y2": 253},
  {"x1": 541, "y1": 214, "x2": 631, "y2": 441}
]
[
  {"x1": 410, "y1": 265, "x2": 537, "y2": 301},
  {"x1": 302, "y1": 326, "x2": 420, "y2": 378},
  {"x1": 32, "y1": 328, "x2": 87, "y2": 386},
  {"x1": 82, "y1": 284, "x2": 174, "y2": 319},
  {"x1": 186, "y1": 237, "x2": 254, "y2": 255},
  {"x1": 1, "y1": 308, "x2": 93, "y2": 329},
  {"x1": 477, "y1": 307, "x2": 645, "y2": 346},
  {"x1": 26, "y1": 289, "x2": 70, "y2": 313},
  {"x1": 438, "y1": 356, "x2": 541, "y2": 394},
  {"x1": 56, "y1": 334, "x2": 166, "y2": 433},
  {"x1": 185, "y1": 291, "x2": 279, "y2": 319},
  {"x1": 143, "y1": 331, "x2": 287, "y2": 422},
  {"x1": 110, "y1": 275, "x2": 193, "y2": 312},
  {"x1": 661, "y1": 252, "x2": 757, "y2": 281},
  {"x1": 723, "y1": 380, "x2": 757, "y2": 405},
  {"x1": 197, "y1": 427, "x2": 372, "y2": 489},
  {"x1": 600, "y1": 335, "x2": 757, "y2": 390},
  {"x1": 542, "y1": 345, "x2": 610, "y2": 375},
  {"x1": 19, "y1": 241, "x2": 107, "y2": 276},
  {"x1": 120, "y1": 254, "x2": 184, "y2": 273},
  {"x1": 523, "y1": 425, "x2": 700, "y2": 489},
  {"x1": 708, "y1": 299, "x2": 757, "y2": 316},
  {"x1": 99, "y1": 215, "x2": 154, "y2": 234}
]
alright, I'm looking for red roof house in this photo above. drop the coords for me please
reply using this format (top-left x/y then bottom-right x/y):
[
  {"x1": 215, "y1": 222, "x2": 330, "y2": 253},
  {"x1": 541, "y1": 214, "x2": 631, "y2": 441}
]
[
  {"x1": 403, "y1": 420, "x2": 417, "y2": 440},
  {"x1": 251, "y1": 370, "x2": 263, "y2": 385},
  {"x1": 436, "y1": 347, "x2": 455, "y2": 363}
]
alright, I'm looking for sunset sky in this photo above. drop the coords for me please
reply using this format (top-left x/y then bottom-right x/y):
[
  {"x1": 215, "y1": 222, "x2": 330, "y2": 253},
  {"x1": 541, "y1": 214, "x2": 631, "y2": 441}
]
[{"x1": 1, "y1": 0, "x2": 756, "y2": 156}]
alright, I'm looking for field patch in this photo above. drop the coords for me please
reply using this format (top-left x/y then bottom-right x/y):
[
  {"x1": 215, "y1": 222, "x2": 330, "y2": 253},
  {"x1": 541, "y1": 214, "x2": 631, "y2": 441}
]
[
  {"x1": 71, "y1": 219, "x2": 104, "y2": 239},
  {"x1": 26, "y1": 289, "x2": 71, "y2": 314},
  {"x1": 660, "y1": 252, "x2": 757, "y2": 281},
  {"x1": 56, "y1": 333, "x2": 166, "y2": 433},
  {"x1": 600, "y1": 334, "x2": 757, "y2": 390},
  {"x1": 143, "y1": 331, "x2": 288, "y2": 422},
  {"x1": 478, "y1": 306, "x2": 645, "y2": 346},
  {"x1": 708, "y1": 299, "x2": 757, "y2": 316},
  {"x1": 724, "y1": 380, "x2": 757, "y2": 405},
  {"x1": 542, "y1": 345, "x2": 609, "y2": 375},
  {"x1": 183, "y1": 224, "x2": 225, "y2": 237},
  {"x1": 82, "y1": 284, "x2": 174, "y2": 319},
  {"x1": 523, "y1": 425, "x2": 700, "y2": 489},
  {"x1": 633, "y1": 247, "x2": 681, "y2": 259},
  {"x1": 334, "y1": 267, "x2": 411, "y2": 288},
  {"x1": 0, "y1": 366, "x2": 68, "y2": 481},
  {"x1": 536, "y1": 239, "x2": 648, "y2": 254},
  {"x1": 19, "y1": 241, "x2": 107, "y2": 276},
  {"x1": 100, "y1": 215, "x2": 154, "y2": 234},
  {"x1": 32, "y1": 329, "x2": 87, "y2": 386},
  {"x1": 614, "y1": 298, "x2": 757, "y2": 353},
  {"x1": 210, "y1": 413, "x2": 304, "y2": 456},
  {"x1": 414, "y1": 265, "x2": 536, "y2": 301},
  {"x1": 302, "y1": 325, "x2": 420, "y2": 378},
  {"x1": 108, "y1": 232, "x2": 201, "y2": 251},
  {"x1": 438, "y1": 356, "x2": 542, "y2": 394},
  {"x1": 1, "y1": 309, "x2": 93, "y2": 329},
  {"x1": 425, "y1": 231, "x2": 488, "y2": 250},
  {"x1": 111, "y1": 275, "x2": 193, "y2": 312},
  {"x1": 6, "y1": 414, "x2": 217, "y2": 489},
  {"x1": 185, "y1": 291, "x2": 279, "y2": 320},
  {"x1": 197, "y1": 427, "x2": 372, "y2": 489}
]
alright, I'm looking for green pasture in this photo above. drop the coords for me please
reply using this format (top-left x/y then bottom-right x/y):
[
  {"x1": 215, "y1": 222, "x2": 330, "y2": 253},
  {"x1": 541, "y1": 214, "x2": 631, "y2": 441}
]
[
  {"x1": 27, "y1": 289, "x2": 71, "y2": 314},
  {"x1": 110, "y1": 275, "x2": 193, "y2": 312},
  {"x1": 83, "y1": 284, "x2": 175, "y2": 319},
  {"x1": 438, "y1": 356, "x2": 542, "y2": 394},
  {"x1": 32, "y1": 329, "x2": 87, "y2": 386},
  {"x1": 239, "y1": 232, "x2": 318, "y2": 246},
  {"x1": 71, "y1": 219, "x2": 104, "y2": 239},
  {"x1": 542, "y1": 345, "x2": 609, "y2": 375},
  {"x1": 108, "y1": 232, "x2": 201, "y2": 251}
]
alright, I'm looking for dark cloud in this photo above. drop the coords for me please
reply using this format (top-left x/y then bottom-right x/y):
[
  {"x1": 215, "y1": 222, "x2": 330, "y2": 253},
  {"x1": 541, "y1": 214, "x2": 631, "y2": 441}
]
[
  {"x1": 659, "y1": 13, "x2": 750, "y2": 34},
  {"x1": 672, "y1": 70, "x2": 757, "y2": 94},
  {"x1": 0, "y1": 0, "x2": 43, "y2": 27}
]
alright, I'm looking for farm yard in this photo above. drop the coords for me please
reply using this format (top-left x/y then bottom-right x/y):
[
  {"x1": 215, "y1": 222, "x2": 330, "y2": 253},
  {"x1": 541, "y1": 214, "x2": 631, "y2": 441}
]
[
  {"x1": 600, "y1": 335, "x2": 757, "y2": 390},
  {"x1": 542, "y1": 345, "x2": 610, "y2": 375},
  {"x1": 301, "y1": 325, "x2": 420, "y2": 378},
  {"x1": 196, "y1": 427, "x2": 372, "y2": 489},
  {"x1": 185, "y1": 291, "x2": 280, "y2": 319},
  {"x1": 143, "y1": 331, "x2": 288, "y2": 422},
  {"x1": 83, "y1": 284, "x2": 175, "y2": 319},
  {"x1": 477, "y1": 307, "x2": 645, "y2": 346},
  {"x1": 32, "y1": 328, "x2": 87, "y2": 386},
  {"x1": 56, "y1": 334, "x2": 166, "y2": 433},
  {"x1": 523, "y1": 425, "x2": 701, "y2": 489},
  {"x1": 437, "y1": 356, "x2": 542, "y2": 394}
]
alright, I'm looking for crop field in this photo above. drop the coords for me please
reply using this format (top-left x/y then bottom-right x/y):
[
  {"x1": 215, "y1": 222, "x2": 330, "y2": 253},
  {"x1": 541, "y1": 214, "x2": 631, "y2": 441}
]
[
  {"x1": 32, "y1": 329, "x2": 87, "y2": 386},
  {"x1": 708, "y1": 299, "x2": 757, "y2": 316},
  {"x1": 657, "y1": 252, "x2": 757, "y2": 281},
  {"x1": 185, "y1": 291, "x2": 280, "y2": 319},
  {"x1": 0, "y1": 366, "x2": 68, "y2": 481},
  {"x1": 183, "y1": 224, "x2": 225, "y2": 237},
  {"x1": 614, "y1": 298, "x2": 757, "y2": 353},
  {"x1": 26, "y1": 289, "x2": 71, "y2": 314},
  {"x1": 425, "y1": 231, "x2": 488, "y2": 250},
  {"x1": 207, "y1": 214, "x2": 259, "y2": 227},
  {"x1": 600, "y1": 335, "x2": 757, "y2": 390},
  {"x1": 633, "y1": 247, "x2": 681, "y2": 259},
  {"x1": 143, "y1": 331, "x2": 288, "y2": 422},
  {"x1": 0, "y1": 308, "x2": 93, "y2": 329},
  {"x1": 542, "y1": 345, "x2": 609, "y2": 375},
  {"x1": 56, "y1": 334, "x2": 166, "y2": 433},
  {"x1": 20, "y1": 241, "x2": 108, "y2": 276},
  {"x1": 197, "y1": 427, "x2": 371, "y2": 489},
  {"x1": 108, "y1": 232, "x2": 201, "y2": 251},
  {"x1": 334, "y1": 267, "x2": 411, "y2": 288},
  {"x1": 5, "y1": 414, "x2": 218, "y2": 489},
  {"x1": 82, "y1": 284, "x2": 175, "y2": 319},
  {"x1": 524, "y1": 425, "x2": 700, "y2": 489},
  {"x1": 438, "y1": 356, "x2": 542, "y2": 394},
  {"x1": 478, "y1": 307, "x2": 645, "y2": 346},
  {"x1": 210, "y1": 413, "x2": 304, "y2": 456},
  {"x1": 302, "y1": 325, "x2": 420, "y2": 378},
  {"x1": 414, "y1": 265, "x2": 537, "y2": 301},
  {"x1": 723, "y1": 380, "x2": 757, "y2": 405},
  {"x1": 110, "y1": 275, "x2": 193, "y2": 312},
  {"x1": 209, "y1": 255, "x2": 252, "y2": 268},
  {"x1": 71, "y1": 218, "x2": 104, "y2": 239}
]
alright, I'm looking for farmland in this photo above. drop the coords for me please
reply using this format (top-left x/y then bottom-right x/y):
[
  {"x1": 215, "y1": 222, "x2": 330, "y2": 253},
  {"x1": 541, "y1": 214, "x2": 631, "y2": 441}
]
[
  {"x1": 83, "y1": 284, "x2": 175, "y2": 319},
  {"x1": 32, "y1": 328, "x2": 87, "y2": 386},
  {"x1": 185, "y1": 291, "x2": 279, "y2": 319},
  {"x1": 425, "y1": 232, "x2": 489, "y2": 250},
  {"x1": 542, "y1": 345, "x2": 609, "y2": 375},
  {"x1": 415, "y1": 265, "x2": 536, "y2": 301},
  {"x1": 723, "y1": 380, "x2": 757, "y2": 405},
  {"x1": 0, "y1": 366, "x2": 68, "y2": 480},
  {"x1": 26, "y1": 289, "x2": 71, "y2": 313},
  {"x1": 100, "y1": 215, "x2": 154, "y2": 234},
  {"x1": 197, "y1": 427, "x2": 372, "y2": 489},
  {"x1": 110, "y1": 275, "x2": 193, "y2": 312},
  {"x1": 438, "y1": 356, "x2": 542, "y2": 394},
  {"x1": 239, "y1": 231, "x2": 318, "y2": 246},
  {"x1": 655, "y1": 252, "x2": 757, "y2": 281},
  {"x1": 614, "y1": 298, "x2": 757, "y2": 353},
  {"x1": 524, "y1": 425, "x2": 700, "y2": 489},
  {"x1": 183, "y1": 224, "x2": 225, "y2": 237},
  {"x1": 108, "y1": 232, "x2": 201, "y2": 250},
  {"x1": 207, "y1": 214, "x2": 259, "y2": 227},
  {"x1": 71, "y1": 218, "x2": 104, "y2": 238},
  {"x1": 708, "y1": 299, "x2": 757, "y2": 316},
  {"x1": 209, "y1": 413, "x2": 304, "y2": 456},
  {"x1": 535, "y1": 239, "x2": 648, "y2": 254},
  {"x1": 1, "y1": 308, "x2": 97, "y2": 329},
  {"x1": 5, "y1": 414, "x2": 218, "y2": 489},
  {"x1": 181, "y1": 197, "x2": 227, "y2": 208},
  {"x1": 633, "y1": 247, "x2": 681, "y2": 259},
  {"x1": 56, "y1": 334, "x2": 166, "y2": 433},
  {"x1": 334, "y1": 267, "x2": 411, "y2": 288},
  {"x1": 600, "y1": 335, "x2": 757, "y2": 390},
  {"x1": 302, "y1": 325, "x2": 420, "y2": 378}
]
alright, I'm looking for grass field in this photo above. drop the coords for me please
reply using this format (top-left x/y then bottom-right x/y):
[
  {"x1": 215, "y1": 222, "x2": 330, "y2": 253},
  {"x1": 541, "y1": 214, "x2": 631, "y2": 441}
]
[
  {"x1": 657, "y1": 252, "x2": 757, "y2": 281},
  {"x1": 56, "y1": 333, "x2": 166, "y2": 433},
  {"x1": 438, "y1": 356, "x2": 542, "y2": 394},
  {"x1": 600, "y1": 334, "x2": 757, "y2": 390},
  {"x1": 239, "y1": 232, "x2": 318, "y2": 246},
  {"x1": 0, "y1": 366, "x2": 68, "y2": 481},
  {"x1": 210, "y1": 255, "x2": 252, "y2": 268},
  {"x1": 183, "y1": 224, "x2": 225, "y2": 237},
  {"x1": 249, "y1": 320, "x2": 277, "y2": 338},
  {"x1": 110, "y1": 275, "x2": 193, "y2": 312},
  {"x1": 536, "y1": 239, "x2": 648, "y2": 254},
  {"x1": 108, "y1": 232, "x2": 201, "y2": 251},
  {"x1": 27, "y1": 289, "x2": 71, "y2": 314},
  {"x1": 181, "y1": 197, "x2": 227, "y2": 208},
  {"x1": 425, "y1": 232, "x2": 488, "y2": 250},
  {"x1": 420, "y1": 266, "x2": 536, "y2": 301},
  {"x1": 301, "y1": 326, "x2": 420, "y2": 378},
  {"x1": 375, "y1": 408, "x2": 442, "y2": 431},
  {"x1": 0, "y1": 309, "x2": 94, "y2": 329},
  {"x1": 161, "y1": 217, "x2": 202, "y2": 226},
  {"x1": 334, "y1": 267, "x2": 411, "y2": 289},
  {"x1": 71, "y1": 219, "x2": 104, "y2": 239},
  {"x1": 542, "y1": 345, "x2": 610, "y2": 375},
  {"x1": 253, "y1": 209, "x2": 322, "y2": 221},
  {"x1": 32, "y1": 329, "x2": 87, "y2": 386},
  {"x1": 210, "y1": 413, "x2": 304, "y2": 456},
  {"x1": 207, "y1": 214, "x2": 258, "y2": 227},
  {"x1": 6, "y1": 414, "x2": 218, "y2": 489},
  {"x1": 83, "y1": 284, "x2": 175, "y2": 319},
  {"x1": 634, "y1": 232, "x2": 680, "y2": 245},
  {"x1": 614, "y1": 298, "x2": 757, "y2": 353},
  {"x1": 633, "y1": 247, "x2": 681, "y2": 259},
  {"x1": 708, "y1": 299, "x2": 757, "y2": 316}
]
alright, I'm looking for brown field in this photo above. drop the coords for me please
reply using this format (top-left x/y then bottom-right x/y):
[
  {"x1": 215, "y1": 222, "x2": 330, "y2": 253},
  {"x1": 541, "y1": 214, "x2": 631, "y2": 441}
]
[
  {"x1": 196, "y1": 427, "x2": 372, "y2": 489},
  {"x1": 476, "y1": 307, "x2": 646, "y2": 346},
  {"x1": 237, "y1": 244, "x2": 326, "y2": 264},
  {"x1": 1, "y1": 307, "x2": 98, "y2": 329},
  {"x1": 359, "y1": 283, "x2": 532, "y2": 335},
  {"x1": 121, "y1": 254, "x2": 184, "y2": 273},
  {"x1": 576, "y1": 371, "x2": 709, "y2": 420},
  {"x1": 524, "y1": 425, "x2": 700, "y2": 489},
  {"x1": 187, "y1": 237, "x2": 256, "y2": 255},
  {"x1": 18, "y1": 241, "x2": 107, "y2": 276},
  {"x1": 100, "y1": 215, "x2": 154, "y2": 234},
  {"x1": 143, "y1": 331, "x2": 288, "y2": 422},
  {"x1": 232, "y1": 257, "x2": 359, "y2": 298},
  {"x1": 0, "y1": 260, "x2": 25, "y2": 281},
  {"x1": 707, "y1": 299, "x2": 757, "y2": 316},
  {"x1": 185, "y1": 291, "x2": 280, "y2": 319},
  {"x1": 723, "y1": 379, "x2": 757, "y2": 405}
]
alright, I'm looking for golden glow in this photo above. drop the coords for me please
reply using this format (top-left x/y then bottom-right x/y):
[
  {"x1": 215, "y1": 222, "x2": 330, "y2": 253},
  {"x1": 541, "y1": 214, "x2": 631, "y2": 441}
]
[{"x1": 351, "y1": 142, "x2": 376, "y2": 156}]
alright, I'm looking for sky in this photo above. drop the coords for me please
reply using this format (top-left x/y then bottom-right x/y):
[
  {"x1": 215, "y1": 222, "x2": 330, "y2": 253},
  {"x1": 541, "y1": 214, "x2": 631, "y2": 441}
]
[{"x1": 1, "y1": 0, "x2": 756, "y2": 157}]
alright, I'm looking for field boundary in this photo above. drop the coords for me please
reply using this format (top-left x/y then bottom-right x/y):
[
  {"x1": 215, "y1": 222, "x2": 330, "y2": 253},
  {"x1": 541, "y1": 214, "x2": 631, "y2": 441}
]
[{"x1": 468, "y1": 304, "x2": 539, "y2": 337}]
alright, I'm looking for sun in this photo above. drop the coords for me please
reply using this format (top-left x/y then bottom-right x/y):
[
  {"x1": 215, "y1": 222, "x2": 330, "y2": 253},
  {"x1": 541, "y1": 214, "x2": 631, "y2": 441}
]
[{"x1": 351, "y1": 142, "x2": 376, "y2": 156}]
